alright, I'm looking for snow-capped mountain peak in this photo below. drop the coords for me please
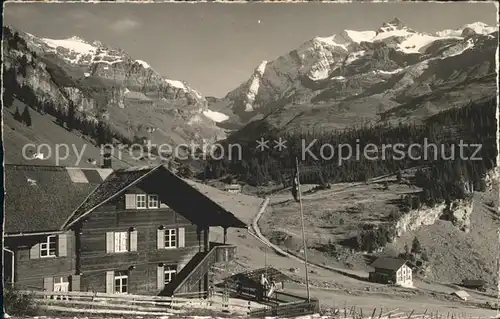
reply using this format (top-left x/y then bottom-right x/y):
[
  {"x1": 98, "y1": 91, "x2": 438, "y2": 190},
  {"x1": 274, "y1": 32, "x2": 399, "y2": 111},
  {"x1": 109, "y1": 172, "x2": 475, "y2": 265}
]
[
  {"x1": 436, "y1": 21, "x2": 497, "y2": 38},
  {"x1": 377, "y1": 17, "x2": 415, "y2": 34},
  {"x1": 4, "y1": 25, "x2": 227, "y2": 146},
  {"x1": 219, "y1": 19, "x2": 496, "y2": 128}
]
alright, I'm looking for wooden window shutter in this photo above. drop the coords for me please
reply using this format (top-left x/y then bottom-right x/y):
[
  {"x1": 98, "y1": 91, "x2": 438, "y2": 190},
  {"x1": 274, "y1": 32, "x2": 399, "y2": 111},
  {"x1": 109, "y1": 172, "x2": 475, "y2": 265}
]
[
  {"x1": 30, "y1": 243, "x2": 40, "y2": 259},
  {"x1": 125, "y1": 194, "x2": 137, "y2": 209},
  {"x1": 129, "y1": 230, "x2": 138, "y2": 252},
  {"x1": 177, "y1": 228, "x2": 185, "y2": 248},
  {"x1": 43, "y1": 277, "x2": 54, "y2": 292},
  {"x1": 157, "y1": 229, "x2": 165, "y2": 249},
  {"x1": 58, "y1": 233, "x2": 68, "y2": 257},
  {"x1": 71, "y1": 275, "x2": 81, "y2": 292},
  {"x1": 106, "y1": 232, "x2": 114, "y2": 253},
  {"x1": 105, "y1": 271, "x2": 114, "y2": 294},
  {"x1": 157, "y1": 265, "x2": 165, "y2": 290}
]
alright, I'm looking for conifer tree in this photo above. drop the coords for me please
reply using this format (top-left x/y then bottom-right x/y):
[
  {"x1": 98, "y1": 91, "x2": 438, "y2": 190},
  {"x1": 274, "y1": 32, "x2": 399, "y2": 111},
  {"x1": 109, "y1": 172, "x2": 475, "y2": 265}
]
[
  {"x1": 13, "y1": 107, "x2": 21, "y2": 122},
  {"x1": 22, "y1": 105, "x2": 32, "y2": 127}
]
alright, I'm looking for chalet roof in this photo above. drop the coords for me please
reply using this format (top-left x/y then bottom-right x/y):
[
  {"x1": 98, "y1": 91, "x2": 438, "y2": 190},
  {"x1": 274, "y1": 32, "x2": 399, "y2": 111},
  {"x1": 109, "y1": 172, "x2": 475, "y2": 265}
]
[
  {"x1": 4, "y1": 164, "x2": 112, "y2": 234},
  {"x1": 451, "y1": 290, "x2": 470, "y2": 301},
  {"x1": 371, "y1": 257, "x2": 408, "y2": 271},
  {"x1": 63, "y1": 164, "x2": 247, "y2": 229}
]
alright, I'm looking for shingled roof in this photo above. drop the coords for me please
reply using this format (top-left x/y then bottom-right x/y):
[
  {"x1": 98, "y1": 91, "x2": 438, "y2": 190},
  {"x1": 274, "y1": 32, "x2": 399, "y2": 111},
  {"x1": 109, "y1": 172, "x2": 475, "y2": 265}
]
[
  {"x1": 63, "y1": 165, "x2": 247, "y2": 229},
  {"x1": 370, "y1": 257, "x2": 408, "y2": 271},
  {"x1": 4, "y1": 164, "x2": 112, "y2": 234}
]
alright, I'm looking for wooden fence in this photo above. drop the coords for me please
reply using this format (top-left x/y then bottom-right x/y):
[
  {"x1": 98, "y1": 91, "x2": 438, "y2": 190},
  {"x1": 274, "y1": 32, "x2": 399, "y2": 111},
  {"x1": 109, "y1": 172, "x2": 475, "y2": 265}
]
[
  {"x1": 324, "y1": 307, "x2": 493, "y2": 319},
  {"x1": 248, "y1": 298, "x2": 320, "y2": 318},
  {"x1": 21, "y1": 289, "x2": 263, "y2": 317}
]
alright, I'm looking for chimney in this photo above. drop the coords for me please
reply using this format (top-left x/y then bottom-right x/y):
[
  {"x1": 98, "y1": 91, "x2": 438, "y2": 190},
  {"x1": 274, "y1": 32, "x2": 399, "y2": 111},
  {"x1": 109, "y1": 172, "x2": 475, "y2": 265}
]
[{"x1": 101, "y1": 145, "x2": 112, "y2": 169}]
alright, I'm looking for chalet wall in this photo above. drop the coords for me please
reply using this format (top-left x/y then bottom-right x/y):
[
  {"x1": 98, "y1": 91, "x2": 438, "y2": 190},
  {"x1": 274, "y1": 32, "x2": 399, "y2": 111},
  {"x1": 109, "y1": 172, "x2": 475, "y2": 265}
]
[
  {"x1": 78, "y1": 197, "x2": 207, "y2": 294},
  {"x1": 5, "y1": 231, "x2": 76, "y2": 290}
]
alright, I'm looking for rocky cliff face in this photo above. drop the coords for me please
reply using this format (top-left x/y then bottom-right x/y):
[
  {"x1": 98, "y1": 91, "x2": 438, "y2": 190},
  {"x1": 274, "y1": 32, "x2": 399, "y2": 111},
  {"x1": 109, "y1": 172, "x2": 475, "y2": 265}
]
[
  {"x1": 213, "y1": 19, "x2": 497, "y2": 133},
  {"x1": 3, "y1": 26, "x2": 225, "y2": 146},
  {"x1": 395, "y1": 198, "x2": 473, "y2": 238}
]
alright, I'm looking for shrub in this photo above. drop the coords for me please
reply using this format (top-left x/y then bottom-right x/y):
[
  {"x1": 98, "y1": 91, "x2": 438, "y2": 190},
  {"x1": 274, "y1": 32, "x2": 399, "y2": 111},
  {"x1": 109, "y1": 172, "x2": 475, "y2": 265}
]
[{"x1": 3, "y1": 287, "x2": 39, "y2": 316}]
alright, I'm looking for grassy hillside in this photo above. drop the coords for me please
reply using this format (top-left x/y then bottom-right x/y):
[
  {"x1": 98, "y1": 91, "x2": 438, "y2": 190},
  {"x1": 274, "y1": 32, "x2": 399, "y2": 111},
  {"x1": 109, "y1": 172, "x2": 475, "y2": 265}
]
[
  {"x1": 259, "y1": 175, "x2": 500, "y2": 287},
  {"x1": 3, "y1": 99, "x2": 159, "y2": 168}
]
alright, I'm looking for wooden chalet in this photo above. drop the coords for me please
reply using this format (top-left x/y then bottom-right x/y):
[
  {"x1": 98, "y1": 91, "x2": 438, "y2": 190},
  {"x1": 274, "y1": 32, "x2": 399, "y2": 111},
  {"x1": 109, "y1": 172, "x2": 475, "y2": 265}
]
[
  {"x1": 369, "y1": 257, "x2": 413, "y2": 287},
  {"x1": 3, "y1": 164, "x2": 247, "y2": 297}
]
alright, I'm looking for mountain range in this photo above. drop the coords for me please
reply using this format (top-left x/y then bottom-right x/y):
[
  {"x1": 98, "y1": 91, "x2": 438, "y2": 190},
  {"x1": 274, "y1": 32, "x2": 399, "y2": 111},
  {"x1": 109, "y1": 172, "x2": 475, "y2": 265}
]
[
  {"x1": 210, "y1": 19, "x2": 497, "y2": 136},
  {"x1": 2, "y1": 19, "x2": 498, "y2": 156},
  {"x1": 2, "y1": 25, "x2": 229, "y2": 149}
]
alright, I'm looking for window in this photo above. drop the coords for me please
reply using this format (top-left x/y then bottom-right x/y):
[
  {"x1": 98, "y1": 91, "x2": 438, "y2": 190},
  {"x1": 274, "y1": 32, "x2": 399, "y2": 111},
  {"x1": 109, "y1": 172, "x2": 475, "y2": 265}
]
[
  {"x1": 165, "y1": 228, "x2": 177, "y2": 248},
  {"x1": 148, "y1": 195, "x2": 159, "y2": 209},
  {"x1": 40, "y1": 235, "x2": 57, "y2": 257},
  {"x1": 114, "y1": 271, "x2": 128, "y2": 294},
  {"x1": 114, "y1": 232, "x2": 128, "y2": 252},
  {"x1": 136, "y1": 194, "x2": 147, "y2": 209},
  {"x1": 164, "y1": 265, "x2": 177, "y2": 284}
]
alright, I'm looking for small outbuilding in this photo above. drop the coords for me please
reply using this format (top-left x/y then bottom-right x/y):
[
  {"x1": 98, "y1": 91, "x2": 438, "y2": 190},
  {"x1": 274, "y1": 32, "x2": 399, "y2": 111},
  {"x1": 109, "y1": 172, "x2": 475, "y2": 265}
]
[
  {"x1": 461, "y1": 279, "x2": 487, "y2": 291},
  {"x1": 451, "y1": 290, "x2": 470, "y2": 301},
  {"x1": 369, "y1": 257, "x2": 413, "y2": 287},
  {"x1": 224, "y1": 184, "x2": 242, "y2": 194}
]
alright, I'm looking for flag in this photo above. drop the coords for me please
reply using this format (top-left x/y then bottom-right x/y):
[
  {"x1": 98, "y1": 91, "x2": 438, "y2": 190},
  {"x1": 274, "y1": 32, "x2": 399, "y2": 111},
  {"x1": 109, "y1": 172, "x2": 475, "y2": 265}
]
[{"x1": 291, "y1": 167, "x2": 299, "y2": 202}]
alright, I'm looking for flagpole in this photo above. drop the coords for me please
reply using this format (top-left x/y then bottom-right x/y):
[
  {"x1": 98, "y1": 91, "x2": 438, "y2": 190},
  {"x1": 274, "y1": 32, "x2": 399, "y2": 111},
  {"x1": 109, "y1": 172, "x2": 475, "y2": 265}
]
[
  {"x1": 497, "y1": 228, "x2": 500, "y2": 317},
  {"x1": 296, "y1": 156, "x2": 311, "y2": 301}
]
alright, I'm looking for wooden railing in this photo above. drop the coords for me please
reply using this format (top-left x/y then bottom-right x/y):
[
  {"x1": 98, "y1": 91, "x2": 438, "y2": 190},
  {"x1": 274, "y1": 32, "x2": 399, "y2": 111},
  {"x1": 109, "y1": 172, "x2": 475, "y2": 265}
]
[
  {"x1": 248, "y1": 298, "x2": 320, "y2": 318},
  {"x1": 173, "y1": 245, "x2": 221, "y2": 295},
  {"x1": 19, "y1": 289, "x2": 258, "y2": 316}
]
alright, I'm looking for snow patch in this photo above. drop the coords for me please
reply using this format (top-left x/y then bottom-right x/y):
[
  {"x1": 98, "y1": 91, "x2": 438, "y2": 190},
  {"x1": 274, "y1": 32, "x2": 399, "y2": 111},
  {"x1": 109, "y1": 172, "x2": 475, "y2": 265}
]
[
  {"x1": 313, "y1": 36, "x2": 348, "y2": 51},
  {"x1": 373, "y1": 28, "x2": 413, "y2": 41},
  {"x1": 331, "y1": 75, "x2": 347, "y2": 81},
  {"x1": 92, "y1": 59, "x2": 124, "y2": 65},
  {"x1": 187, "y1": 114, "x2": 203, "y2": 125},
  {"x1": 375, "y1": 68, "x2": 403, "y2": 75},
  {"x1": 345, "y1": 50, "x2": 366, "y2": 65},
  {"x1": 244, "y1": 60, "x2": 268, "y2": 112},
  {"x1": 203, "y1": 110, "x2": 229, "y2": 123},
  {"x1": 309, "y1": 68, "x2": 330, "y2": 81},
  {"x1": 344, "y1": 30, "x2": 376, "y2": 43},
  {"x1": 397, "y1": 34, "x2": 442, "y2": 53},
  {"x1": 192, "y1": 89, "x2": 203, "y2": 99},
  {"x1": 135, "y1": 59, "x2": 150, "y2": 68},
  {"x1": 165, "y1": 79, "x2": 186, "y2": 90},
  {"x1": 41, "y1": 36, "x2": 96, "y2": 55}
]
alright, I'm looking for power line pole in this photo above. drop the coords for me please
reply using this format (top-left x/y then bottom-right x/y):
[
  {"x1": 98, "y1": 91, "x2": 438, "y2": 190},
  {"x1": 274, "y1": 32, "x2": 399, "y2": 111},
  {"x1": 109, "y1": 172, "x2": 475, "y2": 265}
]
[{"x1": 296, "y1": 156, "x2": 310, "y2": 301}]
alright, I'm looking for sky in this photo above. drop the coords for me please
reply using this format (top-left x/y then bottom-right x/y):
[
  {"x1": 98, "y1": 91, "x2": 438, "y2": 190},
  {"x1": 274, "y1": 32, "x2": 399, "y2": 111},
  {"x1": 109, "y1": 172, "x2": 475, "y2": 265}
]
[{"x1": 3, "y1": 2, "x2": 498, "y2": 98}]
